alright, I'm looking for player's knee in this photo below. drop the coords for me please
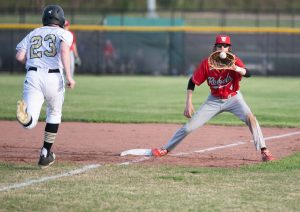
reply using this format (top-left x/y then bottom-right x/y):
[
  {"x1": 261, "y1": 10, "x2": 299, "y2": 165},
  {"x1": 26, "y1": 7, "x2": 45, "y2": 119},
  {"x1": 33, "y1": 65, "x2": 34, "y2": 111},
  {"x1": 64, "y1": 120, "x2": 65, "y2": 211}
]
[
  {"x1": 247, "y1": 113, "x2": 256, "y2": 121},
  {"x1": 246, "y1": 113, "x2": 256, "y2": 125},
  {"x1": 183, "y1": 124, "x2": 195, "y2": 134}
]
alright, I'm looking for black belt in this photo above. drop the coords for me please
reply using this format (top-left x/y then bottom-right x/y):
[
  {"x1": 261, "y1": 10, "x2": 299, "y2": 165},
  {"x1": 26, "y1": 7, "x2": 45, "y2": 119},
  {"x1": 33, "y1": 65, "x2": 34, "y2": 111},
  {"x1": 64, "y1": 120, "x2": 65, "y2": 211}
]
[{"x1": 28, "y1": 67, "x2": 60, "y2": 73}]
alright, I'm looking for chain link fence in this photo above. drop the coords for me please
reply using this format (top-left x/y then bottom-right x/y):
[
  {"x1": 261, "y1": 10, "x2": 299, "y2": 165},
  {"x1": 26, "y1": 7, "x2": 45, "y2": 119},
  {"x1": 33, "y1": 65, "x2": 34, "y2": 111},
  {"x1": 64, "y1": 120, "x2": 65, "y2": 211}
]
[
  {"x1": 1, "y1": 8, "x2": 300, "y2": 76},
  {"x1": 2, "y1": 28, "x2": 300, "y2": 76}
]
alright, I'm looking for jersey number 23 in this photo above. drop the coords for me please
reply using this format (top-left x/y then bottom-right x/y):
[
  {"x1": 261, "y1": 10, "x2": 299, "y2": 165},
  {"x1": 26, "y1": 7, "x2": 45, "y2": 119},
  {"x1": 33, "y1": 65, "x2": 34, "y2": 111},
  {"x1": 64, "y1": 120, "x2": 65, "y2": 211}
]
[{"x1": 30, "y1": 34, "x2": 57, "y2": 59}]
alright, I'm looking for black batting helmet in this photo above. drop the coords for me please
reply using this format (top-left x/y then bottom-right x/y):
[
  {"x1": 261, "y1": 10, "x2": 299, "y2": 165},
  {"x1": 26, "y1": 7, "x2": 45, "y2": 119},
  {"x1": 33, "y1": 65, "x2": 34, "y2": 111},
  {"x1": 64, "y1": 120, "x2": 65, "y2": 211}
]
[{"x1": 42, "y1": 5, "x2": 65, "y2": 28}]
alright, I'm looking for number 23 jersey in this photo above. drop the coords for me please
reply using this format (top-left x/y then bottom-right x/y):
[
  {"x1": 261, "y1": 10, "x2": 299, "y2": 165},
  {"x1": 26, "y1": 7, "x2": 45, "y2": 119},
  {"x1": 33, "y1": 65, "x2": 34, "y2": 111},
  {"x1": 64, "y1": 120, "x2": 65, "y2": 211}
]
[{"x1": 16, "y1": 26, "x2": 73, "y2": 69}]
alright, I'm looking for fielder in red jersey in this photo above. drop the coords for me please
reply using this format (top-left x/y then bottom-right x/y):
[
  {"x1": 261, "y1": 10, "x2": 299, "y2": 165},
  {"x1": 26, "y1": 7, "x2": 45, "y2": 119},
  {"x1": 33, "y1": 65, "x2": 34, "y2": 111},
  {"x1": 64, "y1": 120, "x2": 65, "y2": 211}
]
[
  {"x1": 64, "y1": 20, "x2": 81, "y2": 77},
  {"x1": 152, "y1": 34, "x2": 275, "y2": 162},
  {"x1": 192, "y1": 56, "x2": 244, "y2": 99}
]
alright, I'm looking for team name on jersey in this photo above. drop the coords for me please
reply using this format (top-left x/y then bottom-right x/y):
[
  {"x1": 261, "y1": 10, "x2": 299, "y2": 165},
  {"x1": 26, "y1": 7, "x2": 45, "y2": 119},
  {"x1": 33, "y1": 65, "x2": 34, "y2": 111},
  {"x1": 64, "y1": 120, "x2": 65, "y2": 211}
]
[{"x1": 207, "y1": 73, "x2": 232, "y2": 88}]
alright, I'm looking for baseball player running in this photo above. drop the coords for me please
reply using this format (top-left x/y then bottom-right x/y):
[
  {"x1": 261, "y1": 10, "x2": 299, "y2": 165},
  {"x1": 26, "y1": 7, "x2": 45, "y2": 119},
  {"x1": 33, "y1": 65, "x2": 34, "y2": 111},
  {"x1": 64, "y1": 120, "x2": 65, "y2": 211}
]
[
  {"x1": 15, "y1": 5, "x2": 75, "y2": 168},
  {"x1": 152, "y1": 35, "x2": 275, "y2": 162}
]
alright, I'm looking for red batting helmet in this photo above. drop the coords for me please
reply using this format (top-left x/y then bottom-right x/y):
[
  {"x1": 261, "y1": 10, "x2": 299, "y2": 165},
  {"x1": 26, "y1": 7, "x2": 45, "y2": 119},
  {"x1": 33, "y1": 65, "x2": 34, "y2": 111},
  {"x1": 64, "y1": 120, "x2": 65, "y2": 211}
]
[{"x1": 215, "y1": 35, "x2": 231, "y2": 46}]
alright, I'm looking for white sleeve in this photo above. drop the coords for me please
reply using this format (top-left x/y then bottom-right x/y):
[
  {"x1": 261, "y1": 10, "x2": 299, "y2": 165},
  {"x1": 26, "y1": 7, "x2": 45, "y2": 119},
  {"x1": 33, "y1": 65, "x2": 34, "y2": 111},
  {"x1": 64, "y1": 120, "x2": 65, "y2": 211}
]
[
  {"x1": 60, "y1": 30, "x2": 73, "y2": 47},
  {"x1": 16, "y1": 34, "x2": 30, "y2": 51}
]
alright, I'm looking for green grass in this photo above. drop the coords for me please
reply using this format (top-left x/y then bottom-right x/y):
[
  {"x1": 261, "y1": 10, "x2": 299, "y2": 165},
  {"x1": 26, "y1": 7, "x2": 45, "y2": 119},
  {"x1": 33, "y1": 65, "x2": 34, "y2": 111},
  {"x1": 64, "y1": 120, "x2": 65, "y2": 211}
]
[
  {"x1": 0, "y1": 74, "x2": 299, "y2": 211},
  {"x1": 0, "y1": 74, "x2": 299, "y2": 127},
  {"x1": 0, "y1": 153, "x2": 299, "y2": 211}
]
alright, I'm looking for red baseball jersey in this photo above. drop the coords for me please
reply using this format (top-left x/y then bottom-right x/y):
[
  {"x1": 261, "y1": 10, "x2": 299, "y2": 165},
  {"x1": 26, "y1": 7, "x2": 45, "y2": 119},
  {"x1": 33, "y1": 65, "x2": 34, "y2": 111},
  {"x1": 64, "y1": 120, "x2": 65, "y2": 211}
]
[
  {"x1": 192, "y1": 56, "x2": 245, "y2": 99},
  {"x1": 70, "y1": 31, "x2": 76, "y2": 52}
]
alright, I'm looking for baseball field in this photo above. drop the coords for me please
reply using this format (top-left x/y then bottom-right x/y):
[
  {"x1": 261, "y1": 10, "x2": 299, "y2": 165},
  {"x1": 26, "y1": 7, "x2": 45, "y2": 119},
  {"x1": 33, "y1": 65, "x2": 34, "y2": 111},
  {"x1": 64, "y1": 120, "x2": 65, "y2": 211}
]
[{"x1": 0, "y1": 74, "x2": 299, "y2": 211}]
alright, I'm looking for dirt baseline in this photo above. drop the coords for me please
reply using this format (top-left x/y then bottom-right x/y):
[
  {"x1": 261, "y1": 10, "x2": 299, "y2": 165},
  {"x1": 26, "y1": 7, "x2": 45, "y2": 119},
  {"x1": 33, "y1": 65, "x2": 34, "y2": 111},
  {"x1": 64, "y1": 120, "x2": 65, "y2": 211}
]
[{"x1": 1, "y1": 121, "x2": 299, "y2": 167}]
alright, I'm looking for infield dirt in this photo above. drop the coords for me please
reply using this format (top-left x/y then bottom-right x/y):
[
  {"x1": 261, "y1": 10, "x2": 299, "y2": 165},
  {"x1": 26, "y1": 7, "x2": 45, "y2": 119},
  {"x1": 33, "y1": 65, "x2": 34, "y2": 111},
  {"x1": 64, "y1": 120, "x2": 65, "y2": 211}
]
[{"x1": 1, "y1": 121, "x2": 299, "y2": 167}]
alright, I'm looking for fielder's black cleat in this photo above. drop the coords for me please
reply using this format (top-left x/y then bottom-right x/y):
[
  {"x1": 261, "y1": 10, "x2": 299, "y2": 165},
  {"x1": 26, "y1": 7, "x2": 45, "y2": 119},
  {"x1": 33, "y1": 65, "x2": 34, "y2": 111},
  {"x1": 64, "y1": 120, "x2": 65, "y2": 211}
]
[{"x1": 38, "y1": 152, "x2": 55, "y2": 168}]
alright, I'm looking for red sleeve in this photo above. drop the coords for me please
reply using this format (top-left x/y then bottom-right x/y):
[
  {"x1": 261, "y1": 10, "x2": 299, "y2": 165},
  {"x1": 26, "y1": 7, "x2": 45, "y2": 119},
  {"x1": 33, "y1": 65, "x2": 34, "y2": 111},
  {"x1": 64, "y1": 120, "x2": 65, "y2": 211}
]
[
  {"x1": 71, "y1": 31, "x2": 76, "y2": 43},
  {"x1": 236, "y1": 56, "x2": 246, "y2": 80},
  {"x1": 191, "y1": 59, "x2": 208, "y2": 86},
  {"x1": 235, "y1": 56, "x2": 245, "y2": 68}
]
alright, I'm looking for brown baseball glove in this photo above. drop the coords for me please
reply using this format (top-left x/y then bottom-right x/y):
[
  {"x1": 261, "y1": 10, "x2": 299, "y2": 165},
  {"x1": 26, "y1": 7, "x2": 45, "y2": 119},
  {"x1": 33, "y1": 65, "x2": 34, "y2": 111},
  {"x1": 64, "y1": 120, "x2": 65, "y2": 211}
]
[{"x1": 208, "y1": 50, "x2": 235, "y2": 70}]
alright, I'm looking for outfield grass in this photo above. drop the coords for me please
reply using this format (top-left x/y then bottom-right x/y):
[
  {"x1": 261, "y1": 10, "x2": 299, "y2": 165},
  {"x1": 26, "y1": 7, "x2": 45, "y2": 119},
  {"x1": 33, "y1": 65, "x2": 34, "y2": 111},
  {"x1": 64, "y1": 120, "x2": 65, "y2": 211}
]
[
  {"x1": 0, "y1": 153, "x2": 299, "y2": 211},
  {"x1": 0, "y1": 74, "x2": 299, "y2": 127}
]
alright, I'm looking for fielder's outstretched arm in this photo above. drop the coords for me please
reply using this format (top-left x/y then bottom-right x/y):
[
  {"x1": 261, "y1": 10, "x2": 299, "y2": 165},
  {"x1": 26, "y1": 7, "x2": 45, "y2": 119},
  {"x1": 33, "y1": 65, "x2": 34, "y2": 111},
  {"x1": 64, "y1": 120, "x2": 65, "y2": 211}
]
[
  {"x1": 184, "y1": 78, "x2": 196, "y2": 118},
  {"x1": 231, "y1": 65, "x2": 251, "y2": 78}
]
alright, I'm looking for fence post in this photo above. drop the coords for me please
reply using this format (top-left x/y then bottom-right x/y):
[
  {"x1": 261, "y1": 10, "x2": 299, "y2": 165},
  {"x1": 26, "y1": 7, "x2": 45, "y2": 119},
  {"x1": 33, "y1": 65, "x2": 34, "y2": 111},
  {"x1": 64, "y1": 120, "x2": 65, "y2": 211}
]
[
  {"x1": 220, "y1": 10, "x2": 226, "y2": 27},
  {"x1": 168, "y1": 9, "x2": 174, "y2": 75},
  {"x1": 19, "y1": 8, "x2": 26, "y2": 24},
  {"x1": 291, "y1": 11, "x2": 295, "y2": 28},
  {"x1": 276, "y1": 10, "x2": 280, "y2": 27},
  {"x1": 255, "y1": 10, "x2": 260, "y2": 27}
]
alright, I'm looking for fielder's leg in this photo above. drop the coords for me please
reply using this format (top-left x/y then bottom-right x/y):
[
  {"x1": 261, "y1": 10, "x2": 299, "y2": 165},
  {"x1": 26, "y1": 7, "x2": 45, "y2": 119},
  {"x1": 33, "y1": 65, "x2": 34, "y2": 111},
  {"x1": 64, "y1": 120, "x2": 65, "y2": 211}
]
[
  {"x1": 224, "y1": 92, "x2": 266, "y2": 150},
  {"x1": 224, "y1": 92, "x2": 275, "y2": 161},
  {"x1": 246, "y1": 114, "x2": 275, "y2": 161},
  {"x1": 246, "y1": 114, "x2": 266, "y2": 150},
  {"x1": 152, "y1": 95, "x2": 221, "y2": 156}
]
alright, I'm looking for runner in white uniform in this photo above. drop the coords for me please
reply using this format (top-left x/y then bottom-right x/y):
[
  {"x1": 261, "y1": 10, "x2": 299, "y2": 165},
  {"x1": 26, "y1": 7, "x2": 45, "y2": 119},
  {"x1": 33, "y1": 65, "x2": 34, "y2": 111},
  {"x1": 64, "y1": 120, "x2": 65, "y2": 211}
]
[{"x1": 15, "y1": 5, "x2": 75, "y2": 168}]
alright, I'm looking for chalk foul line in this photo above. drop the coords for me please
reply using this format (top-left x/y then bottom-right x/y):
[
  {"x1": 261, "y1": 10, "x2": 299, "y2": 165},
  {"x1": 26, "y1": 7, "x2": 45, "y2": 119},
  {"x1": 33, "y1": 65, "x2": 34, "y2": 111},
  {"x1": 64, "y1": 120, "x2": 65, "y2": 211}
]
[
  {"x1": 0, "y1": 164, "x2": 101, "y2": 192},
  {"x1": 171, "y1": 131, "x2": 300, "y2": 156}
]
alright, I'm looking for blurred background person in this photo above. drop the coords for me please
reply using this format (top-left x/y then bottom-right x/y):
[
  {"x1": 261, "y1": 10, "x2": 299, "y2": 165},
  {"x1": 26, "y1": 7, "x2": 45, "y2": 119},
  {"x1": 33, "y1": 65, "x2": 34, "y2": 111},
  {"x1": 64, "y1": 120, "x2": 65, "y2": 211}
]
[
  {"x1": 64, "y1": 20, "x2": 81, "y2": 77},
  {"x1": 103, "y1": 39, "x2": 117, "y2": 74}
]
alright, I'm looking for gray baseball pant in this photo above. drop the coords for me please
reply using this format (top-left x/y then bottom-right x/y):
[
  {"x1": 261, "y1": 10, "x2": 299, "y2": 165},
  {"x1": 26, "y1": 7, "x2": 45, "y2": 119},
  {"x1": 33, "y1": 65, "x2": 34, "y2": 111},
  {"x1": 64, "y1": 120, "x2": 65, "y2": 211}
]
[{"x1": 163, "y1": 91, "x2": 266, "y2": 151}]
